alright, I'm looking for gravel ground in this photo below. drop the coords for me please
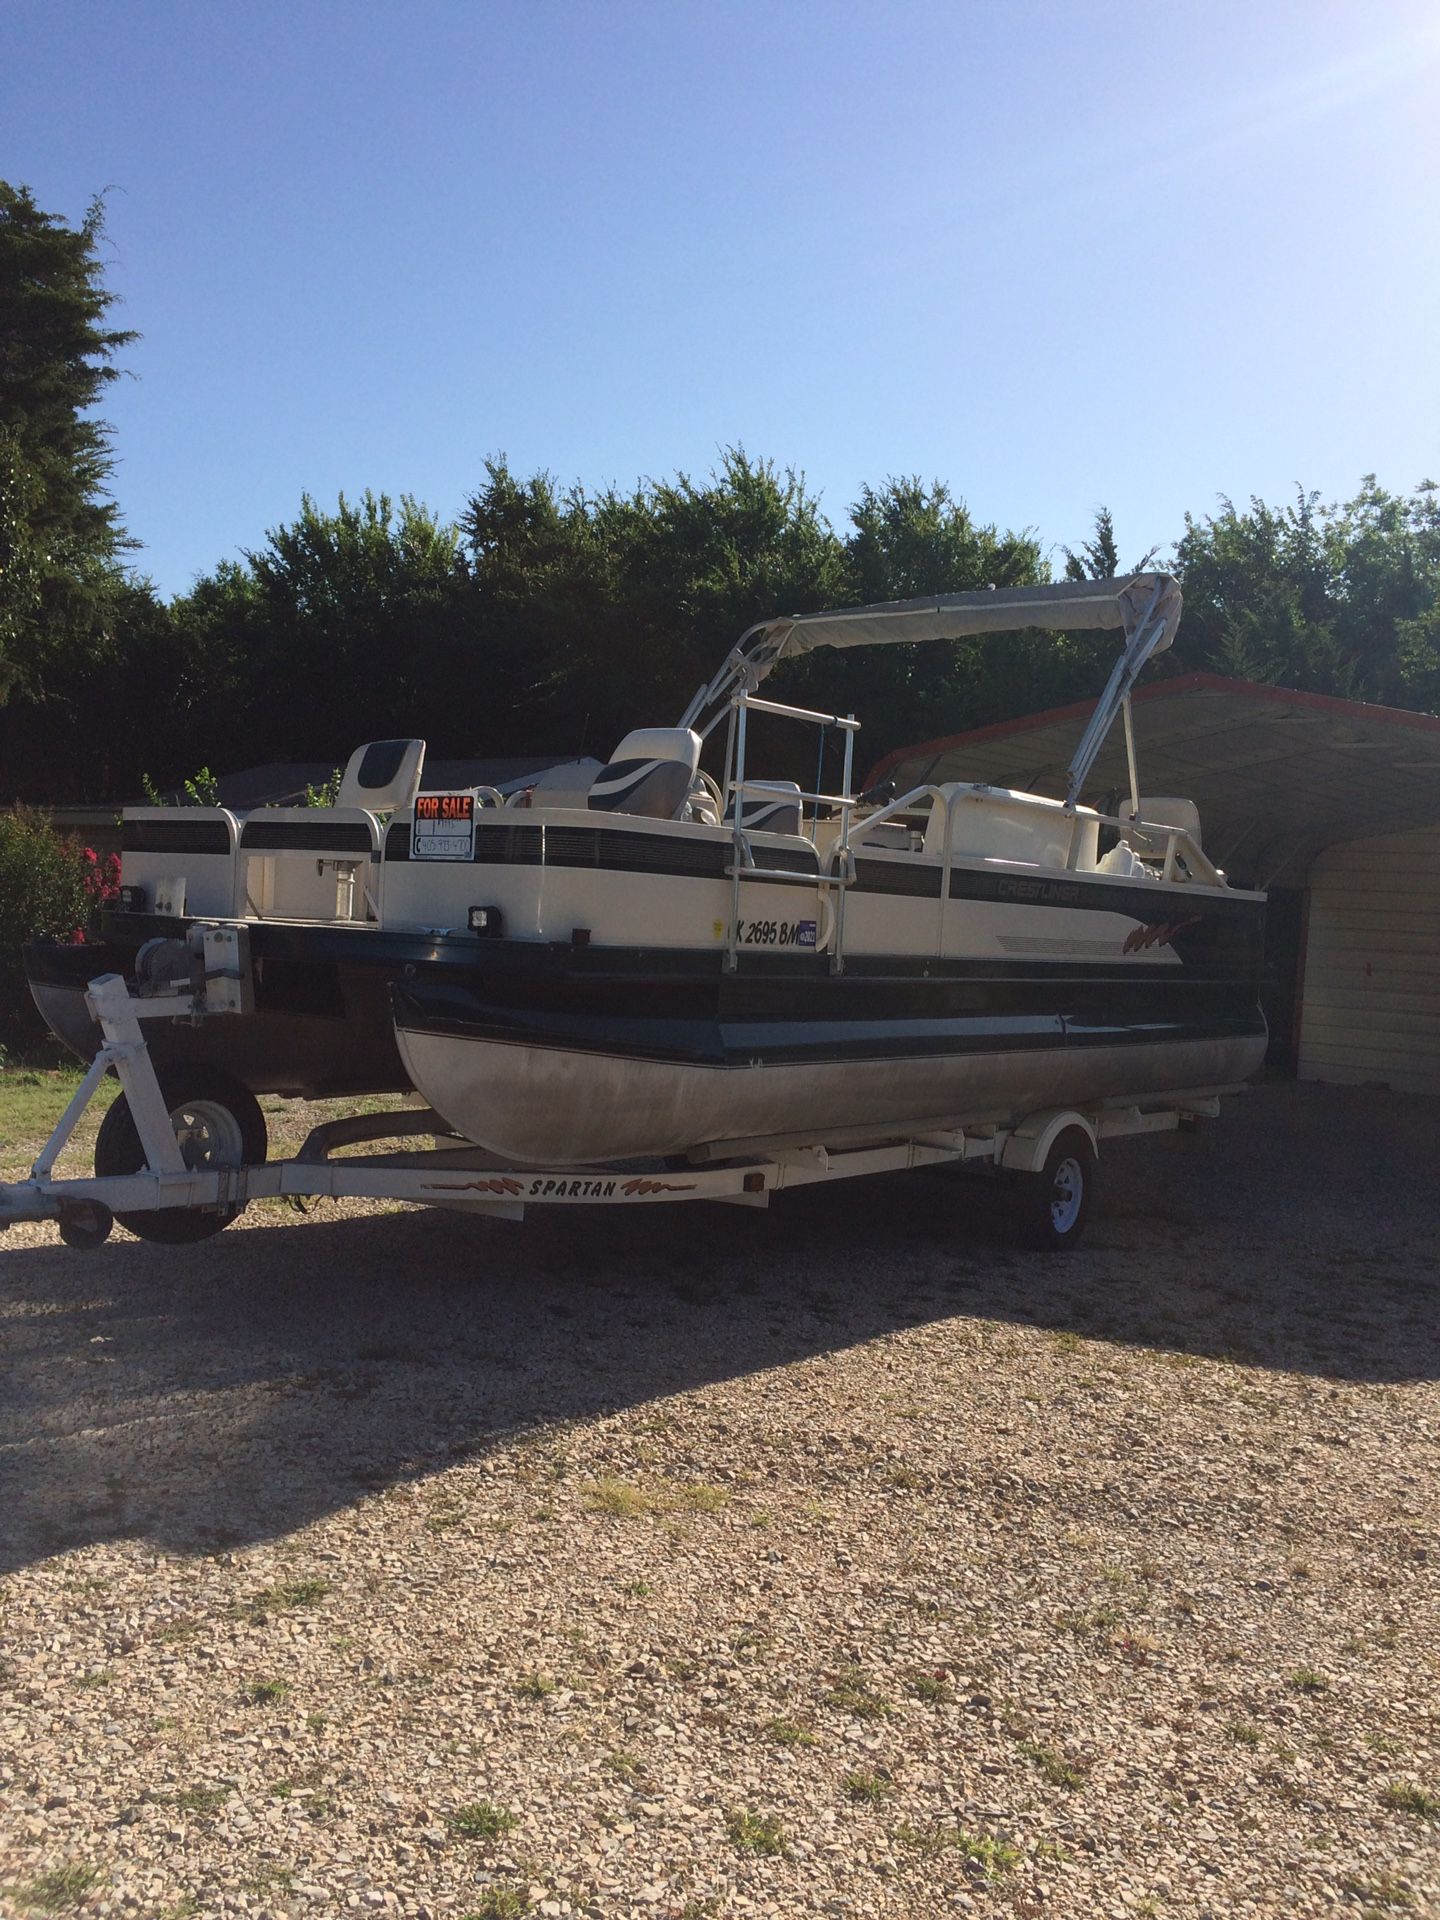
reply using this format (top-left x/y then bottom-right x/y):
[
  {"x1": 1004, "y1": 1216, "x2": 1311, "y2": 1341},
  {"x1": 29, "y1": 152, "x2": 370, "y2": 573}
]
[{"x1": 1, "y1": 1080, "x2": 1438, "y2": 1920}]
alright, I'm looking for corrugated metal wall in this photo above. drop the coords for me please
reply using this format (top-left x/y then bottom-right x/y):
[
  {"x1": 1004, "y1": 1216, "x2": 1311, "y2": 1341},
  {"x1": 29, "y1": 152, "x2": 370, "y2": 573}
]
[{"x1": 1298, "y1": 824, "x2": 1440, "y2": 1094}]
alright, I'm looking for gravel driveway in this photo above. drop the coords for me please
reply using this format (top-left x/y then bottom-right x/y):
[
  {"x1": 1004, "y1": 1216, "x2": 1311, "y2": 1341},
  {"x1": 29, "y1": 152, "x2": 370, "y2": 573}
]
[{"x1": 1, "y1": 1081, "x2": 1437, "y2": 1920}]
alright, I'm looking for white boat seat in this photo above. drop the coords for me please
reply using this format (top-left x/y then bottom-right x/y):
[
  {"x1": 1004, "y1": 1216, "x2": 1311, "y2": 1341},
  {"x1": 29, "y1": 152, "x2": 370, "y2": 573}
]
[
  {"x1": 724, "y1": 780, "x2": 803, "y2": 836},
  {"x1": 338, "y1": 739, "x2": 426, "y2": 813},
  {"x1": 589, "y1": 727, "x2": 701, "y2": 820}
]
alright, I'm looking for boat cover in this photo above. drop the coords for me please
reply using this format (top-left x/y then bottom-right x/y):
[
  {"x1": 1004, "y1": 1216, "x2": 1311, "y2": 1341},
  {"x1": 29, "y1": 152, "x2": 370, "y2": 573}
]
[{"x1": 737, "y1": 574, "x2": 1181, "y2": 677}]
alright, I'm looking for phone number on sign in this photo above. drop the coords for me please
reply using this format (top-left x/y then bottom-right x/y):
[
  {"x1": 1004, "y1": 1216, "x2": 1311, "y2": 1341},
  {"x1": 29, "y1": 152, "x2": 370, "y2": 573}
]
[{"x1": 736, "y1": 918, "x2": 817, "y2": 947}]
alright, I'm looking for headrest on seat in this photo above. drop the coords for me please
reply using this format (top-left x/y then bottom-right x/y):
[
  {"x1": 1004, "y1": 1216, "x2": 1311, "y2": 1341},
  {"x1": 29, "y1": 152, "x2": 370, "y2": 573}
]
[{"x1": 338, "y1": 739, "x2": 426, "y2": 813}]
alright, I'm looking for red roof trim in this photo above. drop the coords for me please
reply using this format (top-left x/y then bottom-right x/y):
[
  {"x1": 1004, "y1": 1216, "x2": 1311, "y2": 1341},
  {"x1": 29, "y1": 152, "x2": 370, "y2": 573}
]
[{"x1": 863, "y1": 672, "x2": 1440, "y2": 789}]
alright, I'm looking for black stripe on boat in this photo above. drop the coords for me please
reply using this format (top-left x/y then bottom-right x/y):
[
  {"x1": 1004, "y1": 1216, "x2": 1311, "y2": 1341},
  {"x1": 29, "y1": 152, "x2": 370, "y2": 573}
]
[
  {"x1": 392, "y1": 977, "x2": 1266, "y2": 1070},
  {"x1": 240, "y1": 821, "x2": 374, "y2": 852},
  {"x1": 121, "y1": 819, "x2": 232, "y2": 855},
  {"x1": 386, "y1": 819, "x2": 818, "y2": 881}
]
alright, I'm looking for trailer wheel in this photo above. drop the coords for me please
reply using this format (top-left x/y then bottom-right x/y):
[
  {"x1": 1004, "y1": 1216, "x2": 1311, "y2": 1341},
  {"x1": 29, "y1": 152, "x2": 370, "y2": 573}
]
[
  {"x1": 94, "y1": 1066, "x2": 267, "y2": 1244},
  {"x1": 1012, "y1": 1126, "x2": 1095, "y2": 1251}
]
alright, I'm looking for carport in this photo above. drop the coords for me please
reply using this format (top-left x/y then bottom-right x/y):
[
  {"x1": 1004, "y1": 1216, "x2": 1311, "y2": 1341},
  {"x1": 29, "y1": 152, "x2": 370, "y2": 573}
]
[{"x1": 869, "y1": 673, "x2": 1440, "y2": 1095}]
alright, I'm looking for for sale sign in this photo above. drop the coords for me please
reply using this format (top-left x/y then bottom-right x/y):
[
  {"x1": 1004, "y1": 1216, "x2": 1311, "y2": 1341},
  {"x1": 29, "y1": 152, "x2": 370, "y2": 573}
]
[{"x1": 411, "y1": 792, "x2": 476, "y2": 861}]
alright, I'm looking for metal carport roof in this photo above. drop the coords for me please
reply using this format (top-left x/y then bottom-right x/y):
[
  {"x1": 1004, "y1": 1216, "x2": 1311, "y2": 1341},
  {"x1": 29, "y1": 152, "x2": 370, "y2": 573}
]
[{"x1": 867, "y1": 673, "x2": 1440, "y2": 889}]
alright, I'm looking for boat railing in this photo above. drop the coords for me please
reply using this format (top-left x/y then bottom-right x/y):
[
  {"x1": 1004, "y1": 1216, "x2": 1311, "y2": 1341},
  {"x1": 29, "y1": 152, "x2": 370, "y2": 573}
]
[
  {"x1": 853, "y1": 781, "x2": 1225, "y2": 887},
  {"x1": 723, "y1": 709, "x2": 1227, "y2": 972}
]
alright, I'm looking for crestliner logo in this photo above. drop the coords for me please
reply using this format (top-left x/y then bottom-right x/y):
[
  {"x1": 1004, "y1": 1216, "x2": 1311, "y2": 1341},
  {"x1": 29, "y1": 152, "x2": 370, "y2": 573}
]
[
  {"x1": 1123, "y1": 916, "x2": 1202, "y2": 954},
  {"x1": 996, "y1": 877, "x2": 1082, "y2": 905}
]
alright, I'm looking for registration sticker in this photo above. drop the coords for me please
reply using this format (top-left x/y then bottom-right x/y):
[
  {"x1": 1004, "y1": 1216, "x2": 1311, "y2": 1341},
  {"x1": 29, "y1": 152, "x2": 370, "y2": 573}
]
[{"x1": 411, "y1": 792, "x2": 476, "y2": 861}]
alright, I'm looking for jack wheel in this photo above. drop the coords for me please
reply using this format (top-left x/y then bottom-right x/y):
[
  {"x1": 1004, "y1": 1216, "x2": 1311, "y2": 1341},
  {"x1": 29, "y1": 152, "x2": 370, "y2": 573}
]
[
  {"x1": 94, "y1": 1065, "x2": 267, "y2": 1244},
  {"x1": 57, "y1": 1199, "x2": 114, "y2": 1250}
]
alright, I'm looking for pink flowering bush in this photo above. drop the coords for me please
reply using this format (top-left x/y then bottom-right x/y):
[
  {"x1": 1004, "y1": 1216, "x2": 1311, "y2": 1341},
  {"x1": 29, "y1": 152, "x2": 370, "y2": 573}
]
[{"x1": 0, "y1": 809, "x2": 114, "y2": 1057}]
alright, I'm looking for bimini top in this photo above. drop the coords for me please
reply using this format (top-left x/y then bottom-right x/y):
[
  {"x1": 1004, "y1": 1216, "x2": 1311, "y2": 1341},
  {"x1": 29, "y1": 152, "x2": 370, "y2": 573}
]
[{"x1": 683, "y1": 572, "x2": 1184, "y2": 810}]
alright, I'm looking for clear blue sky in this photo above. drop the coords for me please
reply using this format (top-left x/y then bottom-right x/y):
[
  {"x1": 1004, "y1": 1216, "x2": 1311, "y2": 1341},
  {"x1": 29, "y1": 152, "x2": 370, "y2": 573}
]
[{"x1": 5, "y1": 0, "x2": 1438, "y2": 597}]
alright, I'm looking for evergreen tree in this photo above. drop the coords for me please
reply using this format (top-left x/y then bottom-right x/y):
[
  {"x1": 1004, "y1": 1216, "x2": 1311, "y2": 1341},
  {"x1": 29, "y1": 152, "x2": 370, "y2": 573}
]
[{"x1": 0, "y1": 182, "x2": 138, "y2": 701}]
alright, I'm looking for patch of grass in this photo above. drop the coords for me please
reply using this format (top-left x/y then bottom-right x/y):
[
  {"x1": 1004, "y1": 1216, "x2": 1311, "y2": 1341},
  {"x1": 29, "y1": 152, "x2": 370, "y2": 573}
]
[
  {"x1": 5, "y1": 1863, "x2": 101, "y2": 1912},
  {"x1": 765, "y1": 1717, "x2": 817, "y2": 1748},
  {"x1": 1286, "y1": 1668, "x2": 1330, "y2": 1694},
  {"x1": 1365, "y1": 1732, "x2": 1403, "y2": 1758},
  {"x1": 674, "y1": 1481, "x2": 729, "y2": 1512},
  {"x1": 449, "y1": 1801, "x2": 518, "y2": 1841},
  {"x1": 583, "y1": 1479, "x2": 652, "y2": 1518},
  {"x1": 1057, "y1": 1604, "x2": 1124, "y2": 1636},
  {"x1": 242, "y1": 1866, "x2": 293, "y2": 1897},
  {"x1": 603, "y1": 1749, "x2": 645, "y2": 1780},
  {"x1": 515, "y1": 1671, "x2": 556, "y2": 1699},
  {"x1": 461, "y1": 1891, "x2": 529, "y2": 1919},
  {"x1": 1340, "y1": 1871, "x2": 1414, "y2": 1910},
  {"x1": 842, "y1": 1767, "x2": 893, "y2": 1804},
  {"x1": 425, "y1": 1509, "x2": 464, "y2": 1533},
  {"x1": 726, "y1": 1807, "x2": 787, "y2": 1856},
  {"x1": 307, "y1": 1713, "x2": 328, "y2": 1734},
  {"x1": 1035, "y1": 1838, "x2": 1073, "y2": 1863},
  {"x1": 821, "y1": 1665, "x2": 890, "y2": 1719},
  {"x1": 243, "y1": 1679, "x2": 290, "y2": 1706},
  {"x1": 894, "y1": 1823, "x2": 1020, "y2": 1876},
  {"x1": 74, "y1": 1668, "x2": 113, "y2": 1689},
  {"x1": 238, "y1": 1577, "x2": 331, "y2": 1620},
  {"x1": 622, "y1": 1579, "x2": 652, "y2": 1598},
  {"x1": 167, "y1": 1785, "x2": 230, "y2": 1816},
  {"x1": 1379, "y1": 1781, "x2": 1440, "y2": 1818},
  {"x1": 1227, "y1": 1721, "x2": 1263, "y2": 1747},
  {"x1": 0, "y1": 1065, "x2": 116, "y2": 1160},
  {"x1": 908, "y1": 1669, "x2": 954, "y2": 1704},
  {"x1": 1018, "y1": 1742, "x2": 1088, "y2": 1790}
]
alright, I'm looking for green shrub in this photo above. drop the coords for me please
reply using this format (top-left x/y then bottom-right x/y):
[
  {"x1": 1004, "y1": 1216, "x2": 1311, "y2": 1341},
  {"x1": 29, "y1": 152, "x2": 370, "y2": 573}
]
[{"x1": 0, "y1": 808, "x2": 106, "y2": 1058}]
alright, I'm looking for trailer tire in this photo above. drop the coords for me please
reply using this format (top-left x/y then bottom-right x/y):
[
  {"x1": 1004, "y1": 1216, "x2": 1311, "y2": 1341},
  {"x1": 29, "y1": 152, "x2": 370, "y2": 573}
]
[
  {"x1": 1011, "y1": 1126, "x2": 1094, "y2": 1251},
  {"x1": 95, "y1": 1066, "x2": 267, "y2": 1244}
]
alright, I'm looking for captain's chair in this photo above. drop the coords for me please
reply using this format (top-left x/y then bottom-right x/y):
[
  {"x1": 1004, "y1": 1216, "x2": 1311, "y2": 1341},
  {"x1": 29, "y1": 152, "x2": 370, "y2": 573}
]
[
  {"x1": 338, "y1": 739, "x2": 426, "y2": 814},
  {"x1": 589, "y1": 728, "x2": 701, "y2": 820}
]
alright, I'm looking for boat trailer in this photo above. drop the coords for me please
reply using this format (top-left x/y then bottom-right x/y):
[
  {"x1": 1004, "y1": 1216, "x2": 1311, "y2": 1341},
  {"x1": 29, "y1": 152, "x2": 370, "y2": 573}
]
[{"x1": 0, "y1": 936, "x2": 1236, "y2": 1252}]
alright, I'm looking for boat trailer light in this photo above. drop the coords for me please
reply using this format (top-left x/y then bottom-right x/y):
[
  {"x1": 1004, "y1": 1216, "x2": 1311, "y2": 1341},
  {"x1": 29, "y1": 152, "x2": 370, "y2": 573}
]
[
  {"x1": 467, "y1": 905, "x2": 503, "y2": 936},
  {"x1": 118, "y1": 884, "x2": 147, "y2": 913}
]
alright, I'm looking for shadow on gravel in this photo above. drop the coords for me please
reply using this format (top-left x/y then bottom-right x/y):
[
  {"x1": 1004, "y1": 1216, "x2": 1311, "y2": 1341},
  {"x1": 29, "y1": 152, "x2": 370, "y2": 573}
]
[{"x1": 1, "y1": 1081, "x2": 1436, "y2": 1574}]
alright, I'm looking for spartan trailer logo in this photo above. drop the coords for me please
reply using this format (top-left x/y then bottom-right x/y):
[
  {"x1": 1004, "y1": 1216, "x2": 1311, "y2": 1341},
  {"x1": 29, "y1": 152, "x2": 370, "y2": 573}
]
[{"x1": 1123, "y1": 915, "x2": 1202, "y2": 954}]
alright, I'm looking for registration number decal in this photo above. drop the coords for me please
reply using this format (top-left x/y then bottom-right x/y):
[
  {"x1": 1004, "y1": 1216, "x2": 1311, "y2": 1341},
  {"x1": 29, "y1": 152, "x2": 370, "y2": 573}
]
[{"x1": 736, "y1": 917, "x2": 817, "y2": 948}]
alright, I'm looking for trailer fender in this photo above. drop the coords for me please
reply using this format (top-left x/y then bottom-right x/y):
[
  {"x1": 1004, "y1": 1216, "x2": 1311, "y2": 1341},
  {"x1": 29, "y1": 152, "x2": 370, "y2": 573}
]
[{"x1": 1000, "y1": 1109, "x2": 1098, "y2": 1176}]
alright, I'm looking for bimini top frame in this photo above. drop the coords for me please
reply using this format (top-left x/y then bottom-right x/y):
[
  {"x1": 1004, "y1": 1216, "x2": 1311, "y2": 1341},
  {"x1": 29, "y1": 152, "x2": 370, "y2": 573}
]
[{"x1": 680, "y1": 573, "x2": 1183, "y2": 812}]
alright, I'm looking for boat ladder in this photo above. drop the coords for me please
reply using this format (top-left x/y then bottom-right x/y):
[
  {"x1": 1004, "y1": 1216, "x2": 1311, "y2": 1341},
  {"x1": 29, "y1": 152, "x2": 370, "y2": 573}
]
[{"x1": 721, "y1": 690, "x2": 861, "y2": 974}]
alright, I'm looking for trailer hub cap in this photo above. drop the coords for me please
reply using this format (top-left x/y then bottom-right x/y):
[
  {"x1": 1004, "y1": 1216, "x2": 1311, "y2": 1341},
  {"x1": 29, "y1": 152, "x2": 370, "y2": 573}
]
[
  {"x1": 1050, "y1": 1155, "x2": 1084, "y2": 1235},
  {"x1": 170, "y1": 1099, "x2": 246, "y2": 1171}
]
